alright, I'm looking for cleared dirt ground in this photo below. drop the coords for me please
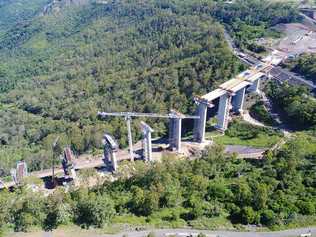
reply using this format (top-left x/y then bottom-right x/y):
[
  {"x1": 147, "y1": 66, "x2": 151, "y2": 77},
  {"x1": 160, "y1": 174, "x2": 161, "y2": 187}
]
[{"x1": 273, "y1": 23, "x2": 316, "y2": 55}]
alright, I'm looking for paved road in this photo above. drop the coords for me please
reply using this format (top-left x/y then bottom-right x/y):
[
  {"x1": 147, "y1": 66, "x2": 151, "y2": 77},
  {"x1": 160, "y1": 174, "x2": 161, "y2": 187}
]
[
  {"x1": 270, "y1": 67, "x2": 316, "y2": 90},
  {"x1": 223, "y1": 27, "x2": 316, "y2": 91},
  {"x1": 225, "y1": 145, "x2": 266, "y2": 159},
  {"x1": 300, "y1": 12, "x2": 316, "y2": 31},
  {"x1": 101, "y1": 227, "x2": 316, "y2": 237}
]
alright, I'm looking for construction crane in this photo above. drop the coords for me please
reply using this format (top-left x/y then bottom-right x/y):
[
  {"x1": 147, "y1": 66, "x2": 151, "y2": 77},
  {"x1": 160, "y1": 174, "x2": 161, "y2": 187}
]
[
  {"x1": 51, "y1": 136, "x2": 60, "y2": 187},
  {"x1": 98, "y1": 111, "x2": 199, "y2": 119},
  {"x1": 98, "y1": 111, "x2": 200, "y2": 160}
]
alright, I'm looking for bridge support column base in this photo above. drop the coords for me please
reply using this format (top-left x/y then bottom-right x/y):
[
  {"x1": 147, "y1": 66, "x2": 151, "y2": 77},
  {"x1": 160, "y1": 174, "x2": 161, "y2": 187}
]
[
  {"x1": 216, "y1": 93, "x2": 231, "y2": 131},
  {"x1": 232, "y1": 87, "x2": 246, "y2": 114},
  {"x1": 169, "y1": 117, "x2": 182, "y2": 153},
  {"x1": 193, "y1": 103, "x2": 207, "y2": 143},
  {"x1": 248, "y1": 78, "x2": 261, "y2": 94}
]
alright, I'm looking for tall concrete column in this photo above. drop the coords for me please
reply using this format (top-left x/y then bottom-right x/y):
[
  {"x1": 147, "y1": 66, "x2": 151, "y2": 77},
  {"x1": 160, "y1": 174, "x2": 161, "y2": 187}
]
[
  {"x1": 103, "y1": 133, "x2": 119, "y2": 172},
  {"x1": 140, "y1": 121, "x2": 154, "y2": 162},
  {"x1": 103, "y1": 144, "x2": 112, "y2": 167},
  {"x1": 216, "y1": 93, "x2": 231, "y2": 131},
  {"x1": 248, "y1": 78, "x2": 261, "y2": 93},
  {"x1": 193, "y1": 103, "x2": 207, "y2": 143},
  {"x1": 169, "y1": 117, "x2": 182, "y2": 152},
  {"x1": 146, "y1": 131, "x2": 152, "y2": 161},
  {"x1": 232, "y1": 87, "x2": 246, "y2": 113},
  {"x1": 126, "y1": 117, "x2": 134, "y2": 161},
  {"x1": 111, "y1": 151, "x2": 118, "y2": 171},
  {"x1": 175, "y1": 118, "x2": 182, "y2": 152},
  {"x1": 104, "y1": 146, "x2": 118, "y2": 171}
]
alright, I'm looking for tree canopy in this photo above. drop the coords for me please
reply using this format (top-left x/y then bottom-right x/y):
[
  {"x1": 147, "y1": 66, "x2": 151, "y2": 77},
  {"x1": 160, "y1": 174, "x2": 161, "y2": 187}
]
[
  {"x1": 284, "y1": 53, "x2": 316, "y2": 83},
  {"x1": 0, "y1": 0, "x2": 303, "y2": 175},
  {"x1": 1, "y1": 139, "x2": 316, "y2": 232}
]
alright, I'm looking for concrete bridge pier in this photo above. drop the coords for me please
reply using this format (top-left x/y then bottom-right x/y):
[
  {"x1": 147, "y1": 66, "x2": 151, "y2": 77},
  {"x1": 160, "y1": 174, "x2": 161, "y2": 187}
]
[
  {"x1": 140, "y1": 121, "x2": 154, "y2": 162},
  {"x1": 111, "y1": 152, "x2": 118, "y2": 171},
  {"x1": 215, "y1": 93, "x2": 232, "y2": 131},
  {"x1": 248, "y1": 78, "x2": 261, "y2": 93},
  {"x1": 169, "y1": 116, "x2": 182, "y2": 152},
  {"x1": 103, "y1": 146, "x2": 112, "y2": 167},
  {"x1": 103, "y1": 134, "x2": 119, "y2": 172},
  {"x1": 193, "y1": 102, "x2": 208, "y2": 143},
  {"x1": 232, "y1": 87, "x2": 246, "y2": 113},
  {"x1": 104, "y1": 147, "x2": 118, "y2": 171}
]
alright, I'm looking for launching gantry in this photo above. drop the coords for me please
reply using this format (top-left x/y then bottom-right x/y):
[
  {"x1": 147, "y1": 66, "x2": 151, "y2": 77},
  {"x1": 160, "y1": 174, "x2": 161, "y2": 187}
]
[{"x1": 98, "y1": 110, "x2": 200, "y2": 161}]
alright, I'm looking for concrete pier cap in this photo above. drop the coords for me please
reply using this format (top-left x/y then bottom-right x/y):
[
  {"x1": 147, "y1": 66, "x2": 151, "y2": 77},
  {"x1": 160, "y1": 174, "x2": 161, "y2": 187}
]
[
  {"x1": 193, "y1": 65, "x2": 268, "y2": 140},
  {"x1": 193, "y1": 96, "x2": 215, "y2": 143}
]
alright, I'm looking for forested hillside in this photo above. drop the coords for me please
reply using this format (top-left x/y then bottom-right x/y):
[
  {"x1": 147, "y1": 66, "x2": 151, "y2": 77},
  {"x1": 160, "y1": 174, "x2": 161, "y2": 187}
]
[
  {"x1": 0, "y1": 0, "x2": 243, "y2": 175},
  {"x1": 267, "y1": 82, "x2": 316, "y2": 130},
  {"x1": 0, "y1": 0, "x2": 301, "y2": 176},
  {"x1": 0, "y1": 0, "x2": 49, "y2": 35},
  {"x1": 284, "y1": 53, "x2": 316, "y2": 83},
  {"x1": 1, "y1": 140, "x2": 316, "y2": 232},
  {"x1": 212, "y1": 0, "x2": 301, "y2": 52}
]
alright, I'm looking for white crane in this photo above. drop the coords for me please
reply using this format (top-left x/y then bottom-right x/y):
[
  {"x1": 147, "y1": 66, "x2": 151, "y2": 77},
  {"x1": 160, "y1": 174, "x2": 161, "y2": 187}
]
[{"x1": 98, "y1": 111, "x2": 200, "y2": 160}]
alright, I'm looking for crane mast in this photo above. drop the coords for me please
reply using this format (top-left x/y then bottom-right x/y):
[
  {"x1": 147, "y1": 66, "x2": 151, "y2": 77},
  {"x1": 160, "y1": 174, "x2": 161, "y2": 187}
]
[{"x1": 98, "y1": 111, "x2": 200, "y2": 160}]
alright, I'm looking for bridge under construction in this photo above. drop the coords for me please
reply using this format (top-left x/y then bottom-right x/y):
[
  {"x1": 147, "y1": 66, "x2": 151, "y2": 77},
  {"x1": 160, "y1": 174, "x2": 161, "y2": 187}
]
[
  {"x1": 192, "y1": 50, "x2": 286, "y2": 142},
  {"x1": 3, "y1": 35, "x2": 307, "y2": 190}
]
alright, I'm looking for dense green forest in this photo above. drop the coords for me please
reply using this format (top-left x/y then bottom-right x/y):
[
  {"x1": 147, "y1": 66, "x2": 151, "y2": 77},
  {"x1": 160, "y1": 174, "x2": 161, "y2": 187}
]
[
  {"x1": 0, "y1": 0, "x2": 243, "y2": 176},
  {"x1": 0, "y1": 140, "x2": 316, "y2": 233},
  {"x1": 1, "y1": 0, "x2": 316, "y2": 234},
  {"x1": 250, "y1": 101, "x2": 275, "y2": 126},
  {"x1": 211, "y1": 0, "x2": 301, "y2": 52},
  {"x1": 284, "y1": 53, "x2": 316, "y2": 83},
  {"x1": 267, "y1": 82, "x2": 316, "y2": 130},
  {"x1": 0, "y1": 0, "x2": 302, "y2": 176}
]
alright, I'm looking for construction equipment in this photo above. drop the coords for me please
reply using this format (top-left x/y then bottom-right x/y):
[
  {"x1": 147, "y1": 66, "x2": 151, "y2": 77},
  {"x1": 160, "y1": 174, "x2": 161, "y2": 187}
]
[
  {"x1": 61, "y1": 147, "x2": 77, "y2": 181},
  {"x1": 10, "y1": 161, "x2": 28, "y2": 185},
  {"x1": 98, "y1": 111, "x2": 200, "y2": 158},
  {"x1": 16, "y1": 161, "x2": 28, "y2": 184},
  {"x1": 51, "y1": 136, "x2": 60, "y2": 186}
]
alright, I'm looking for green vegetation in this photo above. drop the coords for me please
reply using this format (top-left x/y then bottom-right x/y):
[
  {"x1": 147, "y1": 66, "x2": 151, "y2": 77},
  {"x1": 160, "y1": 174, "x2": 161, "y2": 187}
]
[
  {"x1": 0, "y1": 0, "x2": 49, "y2": 35},
  {"x1": 209, "y1": 120, "x2": 282, "y2": 148},
  {"x1": 284, "y1": 53, "x2": 316, "y2": 83},
  {"x1": 1, "y1": 138, "x2": 316, "y2": 233},
  {"x1": 212, "y1": 0, "x2": 301, "y2": 52},
  {"x1": 250, "y1": 101, "x2": 275, "y2": 126},
  {"x1": 0, "y1": 0, "x2": 246, "y2": 176},
  {"x1": 267, "y1": 82, "x2": 316, "y2": 129},
  {"x1": 0, "y1": 0, "x2": 302, "y2": 178},
  {"x1": 1, "y1": 0, "x2": 316, "y2": 235}
]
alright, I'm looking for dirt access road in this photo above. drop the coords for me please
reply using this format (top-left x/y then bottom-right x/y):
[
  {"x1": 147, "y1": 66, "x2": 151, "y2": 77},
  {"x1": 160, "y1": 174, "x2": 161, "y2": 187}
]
[{"x1": 10, "y1": 227, "x2": 316, "y2": 237}]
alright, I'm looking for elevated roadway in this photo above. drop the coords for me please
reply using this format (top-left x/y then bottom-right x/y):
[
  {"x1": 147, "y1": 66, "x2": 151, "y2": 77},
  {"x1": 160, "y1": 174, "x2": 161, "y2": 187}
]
[
  {"x1": 194, "y1": 24, "x2": 316, "y2": 142},
  {"x1": 224, "y1": 28, "x2": 316, "y2": 91}
]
